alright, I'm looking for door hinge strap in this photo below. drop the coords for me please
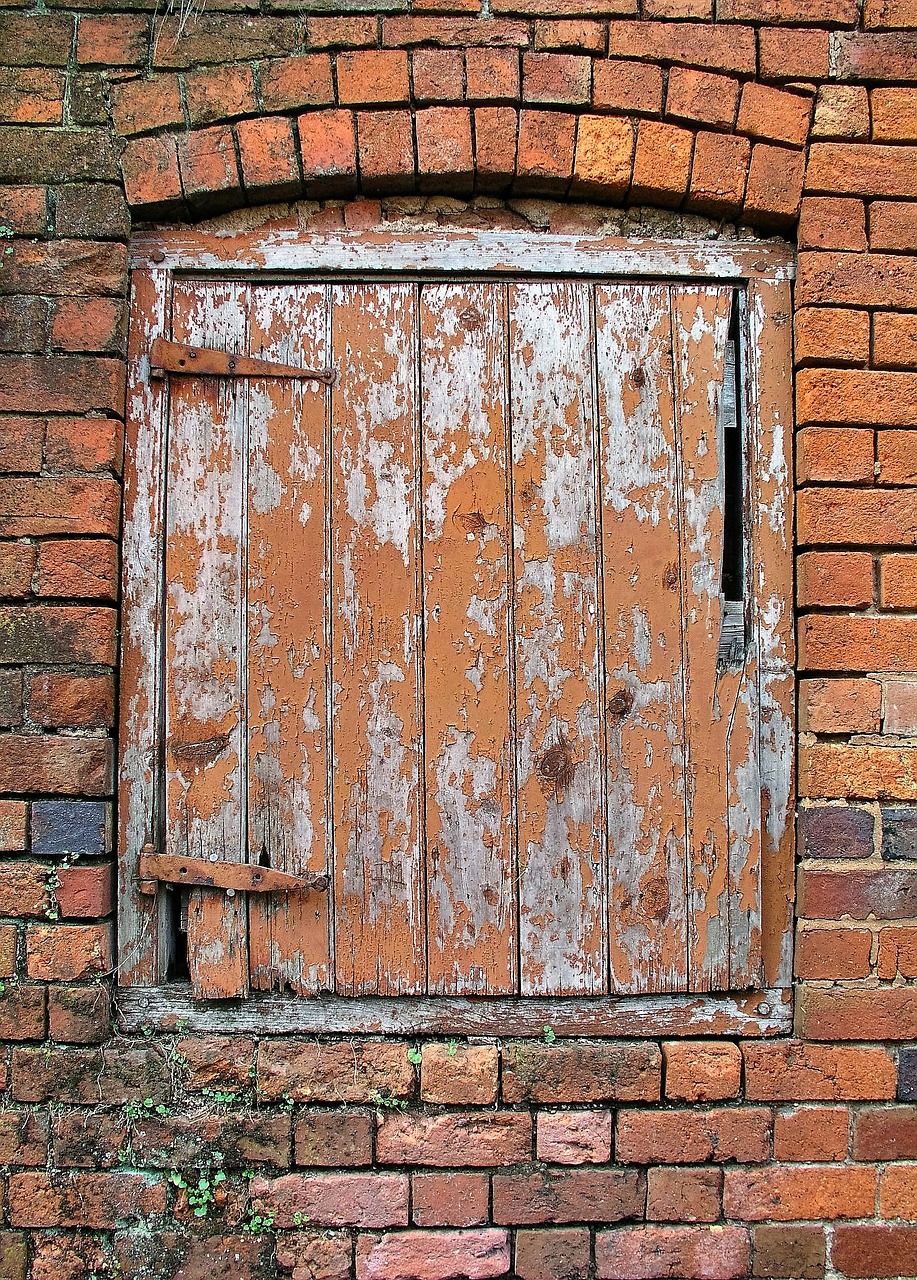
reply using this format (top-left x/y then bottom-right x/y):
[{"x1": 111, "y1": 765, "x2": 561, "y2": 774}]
[
  {"x1": 138, "y1": 848, "x2": 329, "y2": 897},
  {"x1": 149, "y1": 338, "x2": 336, "y2": 385}
]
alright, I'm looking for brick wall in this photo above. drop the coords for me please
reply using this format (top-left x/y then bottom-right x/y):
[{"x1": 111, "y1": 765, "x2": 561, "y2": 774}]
[{"x1": 1, "y1": 1, "x2": 917, "y2": 1277}]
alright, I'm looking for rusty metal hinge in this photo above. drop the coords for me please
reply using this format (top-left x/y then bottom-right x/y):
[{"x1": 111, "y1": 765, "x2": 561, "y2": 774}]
[
  {"x1": 149, "y1": 338, "x2": 336, "y2": 386},
  {"x1": 138, "y1": 847, "x2": 330, "y2": 897}
]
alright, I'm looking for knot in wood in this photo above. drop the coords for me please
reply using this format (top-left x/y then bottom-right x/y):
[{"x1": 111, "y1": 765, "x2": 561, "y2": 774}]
[
  {"x1": 537, "y1": 734, "x2": 577, "y2": 802},
  {"x1": 607, "y1": 688, "x2": 634, "y2": 719}
]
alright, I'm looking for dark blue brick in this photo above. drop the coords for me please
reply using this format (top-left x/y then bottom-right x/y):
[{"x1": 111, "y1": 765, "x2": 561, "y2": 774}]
[
  {"x1": 899, "y1": 1047, "x2": 917, "y2": 1102},
  {"x1": 882, "y1": 807, "x2": 917, "y2": 862},
  {"x1": 31, "y1": 800, "x2": 110, "y2": 856},
  {"x1": 798, "y1": 804, "x2": 875, "y2": 860}
]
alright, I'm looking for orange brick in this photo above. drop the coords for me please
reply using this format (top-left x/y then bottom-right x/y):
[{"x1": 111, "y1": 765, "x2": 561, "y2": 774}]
[
  {"x1": 260, "y1": 55, "x2": 334, "y2": 113},
  {"x1": 877, "y1": 926, "x2": 917, "y2": 979},
  {"x1": 183, "y1": 63, "x2": 256, "y2": 126},
  {"x1": 412, "y1": 50, "x2": 464, "y2": 102},
  {"x1": 797, "y1": 550, "x2": 874, "y2": 609},
  {"x1": 686, "y1": 130, "x2": 749, "y2": 216},
  {"x1": 881, "y1": 1165, "x2": 917, "y2": 1219},
  {"x1": 45, "y1": 418, "x2": 122, "y2": 474},
  {"x1": 630, "y1": 119, "x2": 693, "y2": 208},
  {"x1": 798, "y1": 487, "x2": 917, "y2": 547},
  {"x1": 377, "y1": 1112, "x2": 530, "y2": 1167},
  {"x1": 474, "y1": 107, "x2": 518, "y2": 190},
  {"x1": 29, "y1": 672, "x2": 115, "y2": 729},
  {"x1": 176, "y1": 126, "x2": 240, "y2": 209},
  {"x1": 50, "y1": 299, "x2": 125, "y2": 355},
  {"x1": 773, "y1": 1107, "x2": 850, "y2": 1163},
  {"x1": 665, "y1": 67, "x2": 739, "y2": 128},
  {"x1": 110, "y1": 75, "x2": 183, "y2": 136},
  {"x1": 866, "y1": 0, "x2": 917, "y2": 25},
  {"x1": 298, "y1": 109, "x2": 356, "y2": 197},
  {"x1": 798, "y1": 369, "x2": 917, "y2": 428},
  {"x1": 646, "y1": 1168, "x2": 721, "y2": 1224},
  {"x1": 720, "y1": 0, "x2": 857, "y2": 17},
  {"x1": 871, "y1": 201, "x2": 917, "y2": 251},
  {"x1": 465, "y1": 48, "x2": 520, "y2": 102},
  {"x1": 873, "y1": 88, "x2": 917, "y2": 142},
  {"x1": 759, "y1": 27, "x2": 830, "y2": 80},
  {"x1": 807, "y1": 142, "x2": 917, "y2": 200},
  {"x1": 878, "y1": 431, "x2": 917, "y2": 486},
  {"x1": 736, "y1": 82, "x2": 811, "y2": 147},
  {"x1": 724, "y1": 1166, "x2": 875, "y2": 1222},
  {"x1": 120, "y1": 135, "x2": 182, "y2": 214},
  {"x1": 593, "y1": 59, "x2": 663, "y2": 115},
  {"x1": 416, "y1": 107, "x2": 473, "y2": 194},
  {"x1": 0, "y1": 800, "x2": 28, "y2": 852},
  {"x1": 236, "y1": 116, "x2": 300, "y2": 199},
  {"x1": 0, "y1": 544, "x2": 37, "y2": 597},
  {"x1": 799, "y1": 742, "x2": 917, "y2": 801},
  {"x1": 357, "y1": 111, "x2": 415, "y2": 195},
  {"x1": 616, "y1": 1108, "x2": 770, "y2": 1164},
  {"x1": 812, "y1": 85, "x2": 869, "y2": 140},
  {"x1": 534, "y1": 20, "x2": 607, "y2": 54},
  {"x1": 798, "y1": 196, "x2": 867, "y2": 250},
  {"x1": 26, "y1": 923, "x2": 113, "y2": 981},
  {"x1": 794, "y1": 310, "x2": 869, "y2": 367},
  {"x1": 337, "y1": 50, "x2": 410, "y2": 106},
  {"x1": 515, "y1": 110, "x2": 576, "y2": 194},
  {"x1": 307, "y1": 16, "x2": 377, "y2": 48},
  {"x1": 882, "y1": 554, "x2": 917, "y2": 608},
  {"x1": 874, "y1": 312, "x2": 917, "y2": 370},
  {"x1": 522, "y1": 52, "x2": 591, "y2": 106},
  {"x1": 646, "y1": 0, "x2": 712, "y2": 13},
  {"x1": 571, "y1": 115, "x2": 634, "y2": 200},
  {"x1": 795, "y1": 926, "x2": 873, "y2": 981},
  {"x1": 77, "y1": 15, "x2": 148, "y2": 67},
  {"x1": 2, "y1": 187, "x2": 47, "y2": 236},
  {"x1": 798, "y1": 985, "x2": 917, "y2": 1041},
  {"x1": 606, "y1": 21, "x2": 755, "y2": 75},
  {"x1": 799, "y1": 677, "x2": 882, "y2": 734},
  {"x1": 662, "y1": 1042, "x2": 741, "y2": 1103},
  {"x1": 0, "y1": 68, "x2": 63, "y2": 125},
  {"x1": 744, "y1": 1042, "x2": 896, "y2": 1101},
  {"x1": 800, "y1": 614, "x2": 917, "y2": 674},
  {"x1": 744, "y1": 142, "x2": 805, "y2": 225},
  {"x1": 420, "y1": 1044, "x2": 498, "y2": 1106}
]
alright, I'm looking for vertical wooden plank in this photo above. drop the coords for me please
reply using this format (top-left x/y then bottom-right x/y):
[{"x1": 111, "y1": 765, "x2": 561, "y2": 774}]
[
  {"x1": 509, "y1": 281, "x2": 606, "y2": 997},
  {"x1": 747, "y1": 278, "x2": 795, "y2": 991},
  {"x1": 165, "y1": 280, "x2": 249, "y2": 998},
  {"x1": 421, "y1": 282, "x2": 516, "y2": 996},
  {"x1": 671, "y1": 286, "x2": 735, "y2": 993},
  {"x1": 596, "y1": 283, "x2": 689, "y2": 995},
  {"x1": 119, "y1": 267, "x2": 171, "y2": 986},
  {"x1": 331, "y1": 282, "x2": 424, "y2": 996},
  {"x1": 246, "y1": 284, "x2": 332, "y2": 995}
]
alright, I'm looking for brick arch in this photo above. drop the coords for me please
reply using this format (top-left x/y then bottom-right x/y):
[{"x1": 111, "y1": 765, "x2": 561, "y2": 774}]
[{"x1": 118, "y1": 73, "x2": 812, "y2": 231}]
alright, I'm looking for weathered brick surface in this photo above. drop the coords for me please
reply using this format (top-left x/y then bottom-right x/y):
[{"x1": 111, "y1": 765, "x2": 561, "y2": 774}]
[
  {"x1": 502, "y1": 1041, "x2": 660, "y2": 1103},
  {"x1": 744, "y1": 1043, "x2": 897, "y2": 1101},
  {"x1": 493, "y1": 1168, "x2": 644, "y2": 1225},
  {"x1": 377, "y1": 1111, "x2": 531, "y2": 1167},
  {"x1": 258, "y1": 1039, "x2": 415, "y2": 1103},
  {"x1": 616, "y1": 1107, "x2": 771, "y2": 1164},
  {"x1": 596, "y1": 1226, "x2": 750, "y2": 1280}
]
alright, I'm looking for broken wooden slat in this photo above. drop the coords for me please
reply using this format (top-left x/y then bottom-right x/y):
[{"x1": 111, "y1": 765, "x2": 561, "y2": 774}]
[
  {"x1": 510, "y1": 281, "x2": 606, "y2": 997},
  {"x1": 246, "y1": 283, "x2": 333, "y2": 995},
  {"x1": 166, "y1": 279, "x2": 249, "y2": 999},
  {"x1": 331, "y1": 282, "x2": 425, "y2": 996},
  {"x1": 597, "y1": 283, "x2": 690, "y2": 995},
  {"x1": 421, "y1": 282, "x2": 516, "y2": 996}
]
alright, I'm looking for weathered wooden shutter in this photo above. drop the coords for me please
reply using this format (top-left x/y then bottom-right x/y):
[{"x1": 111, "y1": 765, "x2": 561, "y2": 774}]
[{"x1": 141, "y1": 273, "x2": 776, "y2": 1000}]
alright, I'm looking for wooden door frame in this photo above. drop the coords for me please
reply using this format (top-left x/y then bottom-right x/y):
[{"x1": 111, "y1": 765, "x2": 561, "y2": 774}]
[{"x1": 117, "y1": 225, "x2": 795, "y2": 1038}]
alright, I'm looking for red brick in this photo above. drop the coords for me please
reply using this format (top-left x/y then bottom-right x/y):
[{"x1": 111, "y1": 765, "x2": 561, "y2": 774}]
[
  {"x1": 877, "y1": 924, "x2": 917, "y2": 977},
  {"x1": 54, "y1": 864, "x2": 114, "y2": 918},
  {"x1": 416, "y1": 107, "x2": 473, "y2": 194},
  {"x1": 515, "y1": 110, "x2": 576, "y2": 194},
  {"x1": 493, "y1": 1168, "x2": 644, "y2": 1225},
  {"x1": 593, "y1": 60, "x2": 664, "y2": 115},
  {"x1": 795, "y1": 926, "x2": 872, "y2": 981},
  {"x1": 377, "y1": 1111, "x2": 530, "y2": 1167},
  {"x1": 879, "y1": 431, "x2": 917, "y2": 485},
  {"x1": 260, "y1": 55, "x2": 334, "y2": 114},
  {"x1": 616, "y1": 1107, "x2": 770, "y2": 1165},
  {"x1": 798, "y1": 197, "x2": 867, "y2": 252},
  {"x1": 474, "y1": 107, "x2": 518, "y2": 189},
  {"x1": 176, "y1": 1035, "x2": 255, "y2": 1090},
  {"x1": 251, "y1": 1172, "x2": 409, "y2": 1228},
  {"x1": 797, "y1": 551, "x2": 874, "y2": 610},
  {"x1": 535, "y1": 20, "x2": 607, "y2": 53},
  {"x1": 855, "y1": 1104, "x2": 917, "y2": 1160},
  {"x1": 110, "y1": 75, "x2": 183, "y2": 136},
  {"x1": 0, "y1": 417, "x2": 44, "y2": 472},
  {"x1": 1, "y1": 188, "x2": 47, "y2": 236},
  {"x1": 258, "y1": 1039, "x2": 414, "y2": 1103},
  {"x1": 338, "y1": 50, "x2": 410, "y2": 106},
  {"x1": 744, "y1": 1042, "x2": 896, "y2": 1101},
  {"x1": 737, "y1": 83, "x2": 811, "y2": 149},
  {"x1": 647, "y1": 1167, "x2": 721, "y2": 1223},
  {"x1": 184, "y1": 63, "x2": 257, "y2": 126},
  {"x1": 36, "y1": 540, "x2": 118, "y2": 602},
  {"x1": 514, "y1": 1227, "x2": 591, "y2": 1280},
  {"x1": 383, "y1": 17, "x2": 530, "y2": 46},
  {"x1": 294, "y1": 1110, "x2": 372, "y2": 1167},
  {"x1": 307, "y1": 16, "x2": 377, "y2": 47},
  {"x1": 666, "y1": 67, "x2": 739, "y2": 128},
  {"x1": 412, "y1": 1172, "x2": 489, "y2": 1227},
  {"x1": 0, "y1": 1109, "x2": 47, "y2": 1166},
  {"x1": 596, "y1": 1226, "x2": 750, "y2": 1280},
  {"x1": 420, "y1": 1043, "x2": 498, "y2": 1105},
  {"x1": 0, "y1": 14, "x2": 73, "y2": 68},
  {"x1": 800, "y1": 742, "x2": 917, "y2": 800},
  {"x1": 834, "y1": 1225, "x2": 917, "y2": 1278},
  {"x1": 523, "y1": 53, "x2": 591, "y2": 105},
  {"x1": 885, "y1": 678, "x2": 917, "y2": 733},
  {"x1": 13, "y1": 1043, "x2": 168, "y2": 1105},
  {"x1": 752, "y1": 1225, "x2": 826, "y2": 1279},
  {"x1": 724, "y1": 1165, "x2": 875, "y2": 1222},
  {"x1": 867, "y1": 0, "x2": 917, "y2": 24},
  {"x1": 798, "y1": 413, "x2": 876, "y2": 480},
  {"x1": 630, "y1": 119, "x2": 693, "y2": 208},
  {"x1": 759, "y1": 27, "x2": 830, "y2": 80},
  {"x1": 77, "y1": 15, "x2": 148, "y2": 67},
  {"x1": 797, "y1": 487, "x2": 917, "y2": 544},
  {"x1": 502, "y1": 1041, "x2": 660, "y2": 1104},
  {"x1": 800, "y1": 615, "x2": 917, "y2": 674},
  {"x1": 298, "y1": 109, "x2": 357, "y2": 197},
  {"x1": 120, "y1": 134, "x2": 182, "y2": 214},
  {"x1": 8, "y1": 1171, "x2": 165, "y2": 1228},
  {"x1": 536, "y1": 1110, "x2": 612, "y2": 1163},
  {"x1": 48, "y1": 983, "x2": 111, "y2": 1044},
  {"x1": 799, "y1": 677, "x2": 882, "y2": 734},
  {"x1": 871, "y1": 201, "x2": 917, "y2": 251},
  {"x1": 52, "y1": 1107, "x2": 127, "y2": 1165},
  {"x1": 465, "y1": 48, "x2": 520, "y2": 101},
  {"x1": 0, "y1": 735, "x2": 113, "y2": 796},
  {"x1": 0, "y1": 667, "x2": 23, "y2": 727},
  {"x1": 0, "y1": 68, "x2": 63, "y2": 126},
  {"x1": 0, "y1": 296, "x2": 46, "y2": 355},
  {"x1": 606, "y1": 21, "x2": 756, "y2": 74},
  {"x1": 813, "y1": 85, "x2": 869, "y2": 141},
  {"x1": 0, "y1": 985, "x2": 45, "y2": 1041},
  {"x1": 236, "y1": 116, "x2": 300, "y2": 199},
  {"x1": 1, "y1": 862, "x2": 49, "y2": 916},
  {"x1": 274, "y1": 1229, "x2": 351, "y2": 1279},
  {"x1": 29, "y1": 671, "x2": 114, "y2": 730},
  {"x1": 801, "y1": 863, "x2": 917, "y2": 922},
  {"x1": 177, "y1": 126, "x2": 240, "y2": 209},
  {"x1": 646, "y1": 0, "x2": 712, "y2": 13},
  {"x1": 356, "y1": 1229, "x2": 510, "y2": 1280},
  {"x1": 773, "y1": 1106, "x2": 849, "y2": 1163},
  {"x1": 572, "y1": 115, "x2": 634, "y2": 199},
  {"x1": 412, "y1": 50, "x2": 465, "y2": 102},
  {"x1": 720, "y1": 0, "x2": 857, "y2": 17},
  {"x1": 662, "y1": 1042, "x2": 742, "y2": 1102},
  {"x1": 744, "y1": 143, "x2": 805, "y2": 224},
  {"x1": 0, "y1": 924, "x2": 16, "y2": 976},
  {"x1": 357, "y1": 110, "x2": 415, "y2": 195},
  {"x1": 880, "y1": 1164, "x2": 917, "y2": 1219},
  {"x1": 799, "y1": 985, "x2": 917, "y2": 1041},
  {"x1": 2, "y1": 241, "x2": 125, "y2": 298},
  {"x1": 0, "y1": 544, "x2": 37, "y2": 598},
  {"x1": 808, "y1": 143, "x2": 917, "y2": 200},
  {"x1": 687, "y1": 131, "x2": 750, "y2": 216},
  {"x1": 50, "y1": 298, "x2": 125, "y2": 355},
  {"x1": 799, "y1": 252, "x2": 917, "y2": 311},
  {"x1": 836, "y1": 31, "x2": 917, "y2": 82},
  {"x1": 882, "y1": 555, "x2": 917, "y2": 609},
  {"x1": 0, "y1": 801, "x2": 27, "y2": 852},
  {"x1": 26, "y1": 922, "x2": 112, "y2": 980},
  {"x1": 795, "y1": 310, "x2": 869, "y2": 367},
  {"x1": 874, "y1": 312, "x2": 917, "y2": 372}
]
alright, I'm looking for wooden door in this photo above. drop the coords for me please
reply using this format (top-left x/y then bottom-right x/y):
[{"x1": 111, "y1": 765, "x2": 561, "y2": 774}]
[{"x1": 154, "y1": 276, "x2": 763, "y2": 999}]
